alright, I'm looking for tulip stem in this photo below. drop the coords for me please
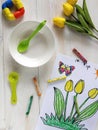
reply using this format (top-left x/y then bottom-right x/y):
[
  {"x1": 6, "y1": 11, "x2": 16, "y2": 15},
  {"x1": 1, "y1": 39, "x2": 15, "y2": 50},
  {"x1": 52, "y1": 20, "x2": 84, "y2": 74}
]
[
  {"x1": 69, "y1": 94, "x2": 78, "y2": 119},
  {"x1": 74, "y1": 95, "x2": 80, "y2": 116},
  {"x1": 94, "y1": 27, "x2": 98, "y2": 32},
  {"x1": 72, "y1": 97, "x2": 89, "y2": 118},
  {"x1": 89, "y1": 33, "x2": 98, "y2": 40},
  {"x1": 79, "y1": 97, "x2": 89, "y2": 109},
  {"x1": 71, "y1": 14, "x2": 79, "y2": 22},
  {"x1": 64, "y1": 92, "x2": 69, "y2": 120},
  {"x1": 69, "y1": 102, "x2": 75, "y2": 119}
]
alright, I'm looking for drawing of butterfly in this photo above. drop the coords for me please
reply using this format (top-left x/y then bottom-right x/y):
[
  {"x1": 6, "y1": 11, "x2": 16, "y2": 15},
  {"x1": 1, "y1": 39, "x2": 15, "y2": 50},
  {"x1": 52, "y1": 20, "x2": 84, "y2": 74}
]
[{"x1": 58, "y1": 61, "x2": 75, "y2": 76}]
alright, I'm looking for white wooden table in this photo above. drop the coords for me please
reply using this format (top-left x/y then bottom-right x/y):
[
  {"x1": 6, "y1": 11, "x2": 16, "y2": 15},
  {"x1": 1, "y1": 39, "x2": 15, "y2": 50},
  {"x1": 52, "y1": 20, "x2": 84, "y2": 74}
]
[{"x1": 0, "y1": 0, "x2": 98, "y2": 130}]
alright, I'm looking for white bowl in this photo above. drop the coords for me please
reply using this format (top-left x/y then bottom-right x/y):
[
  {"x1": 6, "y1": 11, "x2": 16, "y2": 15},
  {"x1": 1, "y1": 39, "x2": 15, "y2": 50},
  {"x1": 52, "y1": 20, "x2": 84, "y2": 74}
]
[{"x1": 9, "y1": 21, "x2": 55, "y2": 67}]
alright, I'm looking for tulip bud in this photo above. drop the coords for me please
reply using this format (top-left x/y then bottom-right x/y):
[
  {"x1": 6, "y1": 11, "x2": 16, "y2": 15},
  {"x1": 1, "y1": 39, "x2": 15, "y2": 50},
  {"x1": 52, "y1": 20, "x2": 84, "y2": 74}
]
[
  {"x1": 88, "y1": 88, "x2": 98, "y2": 99},
  {"x1": 64, "y1": 80, "x2": 73, "y2": 92},
  {"x1": 63, "y1": 2, "x2": 74, "y2": 16},
  {"x1": 67, "y1": 0, "x2": 78, "y2": 6},
  {"x1": 74, "y1": 80, "x2": 84, "y2": 94},
  {"x1": 53, "y1": 17, "x2": 66, "y2": 28}
]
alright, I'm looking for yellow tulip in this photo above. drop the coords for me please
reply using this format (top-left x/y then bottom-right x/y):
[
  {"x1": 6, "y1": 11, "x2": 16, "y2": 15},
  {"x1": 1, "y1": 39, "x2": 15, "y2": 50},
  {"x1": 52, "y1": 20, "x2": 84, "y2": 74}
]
[
  {"x1": 74, "y1": 80, "x2": 84, "y2": 94},
  {"x1": 64, "y1": 80, "x2": 73, "y2": 92},
  {"x1": 63, "y1": 2, "x2": 74, "y2": 16},
  {"x1": 53, "y1": 17, "x2": 66, "y2": 28},
  {"x1": 88, "y1": 88, "x2": 98, "y2": 99},
  {"x1": 67, "y1": 0, "x2": 78, "y2": 6}
]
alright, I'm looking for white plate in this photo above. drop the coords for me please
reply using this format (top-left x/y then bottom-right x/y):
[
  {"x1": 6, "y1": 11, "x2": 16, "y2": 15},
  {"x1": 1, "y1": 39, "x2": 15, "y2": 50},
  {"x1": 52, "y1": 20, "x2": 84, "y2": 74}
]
[{"x1": 9, "y1": 21, "x2": 55, "y2": 67}]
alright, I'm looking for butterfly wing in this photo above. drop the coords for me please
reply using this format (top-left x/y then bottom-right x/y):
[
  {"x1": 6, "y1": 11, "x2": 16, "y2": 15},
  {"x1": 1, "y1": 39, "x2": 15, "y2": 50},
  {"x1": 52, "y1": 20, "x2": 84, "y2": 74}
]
[{"x1": 58, "y1": 61, "x2": 66, "y2": 74}]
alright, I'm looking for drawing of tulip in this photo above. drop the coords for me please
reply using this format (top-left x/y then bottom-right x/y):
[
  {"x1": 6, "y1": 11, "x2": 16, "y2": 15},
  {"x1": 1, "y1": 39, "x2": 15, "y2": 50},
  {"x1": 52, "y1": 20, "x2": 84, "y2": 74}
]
[
  {"x1": 64, "y1": 80, "x2": 73, "y2": 120},
  {"x1": 73, "y1": 88, "x2": 98, "y2": 118},
  {"x1": 88, "y1": 88, "x2": 98, "y2": 99},
  {"x1": 79, "y1": 88, "x2": 98, "y2": 110},
  {"x1": 69, "y1": 80, "x2": 85, "y2": 119},
  {"x1": 74, "y1": 79, "x2": 85, "y2": 94},
  {"x1": 64, "y1": 79, "x2": 73, "y2": 92},
  {"x1": 41, "y1": 80, "x2": 98, "y2": 130}
]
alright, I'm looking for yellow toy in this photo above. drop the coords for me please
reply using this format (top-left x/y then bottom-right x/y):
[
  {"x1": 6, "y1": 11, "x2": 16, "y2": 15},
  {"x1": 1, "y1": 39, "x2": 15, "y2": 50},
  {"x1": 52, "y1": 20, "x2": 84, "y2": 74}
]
[{"x1": 2, "y1": 0, "x2": 25, "y2": 20}]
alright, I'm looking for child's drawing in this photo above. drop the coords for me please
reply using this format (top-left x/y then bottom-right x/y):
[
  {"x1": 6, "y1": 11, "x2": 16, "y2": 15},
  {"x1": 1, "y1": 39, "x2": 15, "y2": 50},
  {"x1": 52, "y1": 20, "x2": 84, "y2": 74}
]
[
  {"x1": 41, "y1": 80, "x2": 98, "y2": 130},
  {"x1": 58, "y1": 61, "x2": 75, "y2": 76},
  {"x1": 35, "y1": 54, "x2": 98, "y2": 130}
]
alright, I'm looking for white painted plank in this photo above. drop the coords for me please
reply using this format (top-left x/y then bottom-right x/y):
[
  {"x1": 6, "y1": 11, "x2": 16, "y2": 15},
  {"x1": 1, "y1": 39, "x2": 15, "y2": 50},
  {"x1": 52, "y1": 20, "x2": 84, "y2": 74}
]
[
  {"x1": 0, "y1": 1, "x2": 6, "y2": 129},
  {"x1": 2, "y1": 0, "x2": 40, "y2": 129}
]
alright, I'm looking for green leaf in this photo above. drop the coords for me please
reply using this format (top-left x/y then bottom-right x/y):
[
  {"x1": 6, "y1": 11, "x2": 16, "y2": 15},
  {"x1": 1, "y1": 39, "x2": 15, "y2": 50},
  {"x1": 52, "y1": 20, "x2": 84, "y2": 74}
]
[
  {"x1": 83, "y1": 0, "x2": 95, "y2": 28},
  {"x1": 54, "y1": 87, "x2": 65, "y2": 119},
  {"x1": 76, "y1": 100, "x2": 98, "y2": 121}
]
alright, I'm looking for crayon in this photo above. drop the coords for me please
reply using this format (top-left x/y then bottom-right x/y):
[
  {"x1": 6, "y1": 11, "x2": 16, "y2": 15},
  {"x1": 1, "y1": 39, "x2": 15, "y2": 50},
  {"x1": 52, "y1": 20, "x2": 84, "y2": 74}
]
[
  {"x1": 26, "y1": 96, "x2": 33, "y2": 116},
  {"x1": 33, "y1": 77, "x2": 42, "y2": 96},
  {"x1": 72, "y1": 48, "x2": 87, "y2": 65},
  {"x1": 47, "y1": 75, "x2": 66, "y2": 83}
]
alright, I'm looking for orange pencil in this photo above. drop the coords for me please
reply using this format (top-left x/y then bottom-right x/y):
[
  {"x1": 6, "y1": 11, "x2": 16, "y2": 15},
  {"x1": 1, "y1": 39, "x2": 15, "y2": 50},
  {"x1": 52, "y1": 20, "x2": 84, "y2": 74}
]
[{"x1": 32, "y1": 77, "x2": 42, "y2": 97}]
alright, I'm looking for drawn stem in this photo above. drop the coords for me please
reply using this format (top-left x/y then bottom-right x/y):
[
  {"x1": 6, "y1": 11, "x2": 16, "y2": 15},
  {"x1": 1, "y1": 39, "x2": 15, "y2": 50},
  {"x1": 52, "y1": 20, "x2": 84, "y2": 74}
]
[
  {"x1": 79, "y1": 97, "x2": 90, "y2": 109},
  {"x1": 69, "y1": 94, "x2": 78, "y2": 119},
  {"x1": 74, "y1": 95, "x2": 80, "y2": 116},
  {"x1": 73, "y1": 97, "x2": 89, "y2": 117},
  {"x1": 69, "y1": 102, "x2": 75, "y2": 119},
  {"x1": 64, "y1": 92, "x2": 69, "y2": 120}
]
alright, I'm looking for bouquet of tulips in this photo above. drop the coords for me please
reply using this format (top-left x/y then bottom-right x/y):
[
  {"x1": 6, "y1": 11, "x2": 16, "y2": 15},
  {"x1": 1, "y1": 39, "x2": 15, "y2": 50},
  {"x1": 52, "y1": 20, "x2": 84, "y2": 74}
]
[{"x1": 53, "y1": 0, "x2": 98, "y2": 40}]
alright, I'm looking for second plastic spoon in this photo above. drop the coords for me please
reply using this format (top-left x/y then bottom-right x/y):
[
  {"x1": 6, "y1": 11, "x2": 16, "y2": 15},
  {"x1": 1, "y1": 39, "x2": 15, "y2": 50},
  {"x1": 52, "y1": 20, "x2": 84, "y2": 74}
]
[
  {"x1": 17, "y1": 20, "x2": 47, "y2": 53},
  {"x1": 8, "y1": 72, "x2": 19, "y2": 104}
]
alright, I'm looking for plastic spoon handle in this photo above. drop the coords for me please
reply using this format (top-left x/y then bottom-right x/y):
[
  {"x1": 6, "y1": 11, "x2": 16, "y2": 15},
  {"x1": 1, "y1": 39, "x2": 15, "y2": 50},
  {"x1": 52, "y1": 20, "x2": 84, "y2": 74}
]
[
  {"x1": 8, "y1": 72, "x2": 19, "y2": 105},
  {"x1": 17, "y1": 20, "x2": 47, "y2": 53},
  {"x1": 28, "y1": 20, "x2": 47, "y2": 41},
  {"x1": 10, "y1": 83, "x2": 17, "y2": 104}
]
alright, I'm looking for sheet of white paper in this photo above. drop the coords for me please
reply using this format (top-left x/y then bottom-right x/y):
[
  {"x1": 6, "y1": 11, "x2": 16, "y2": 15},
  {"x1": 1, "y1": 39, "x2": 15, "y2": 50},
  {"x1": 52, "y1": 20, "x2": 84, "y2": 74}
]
[{"x1": 35, "y1": 54, "x2": 98, "y2": 130}]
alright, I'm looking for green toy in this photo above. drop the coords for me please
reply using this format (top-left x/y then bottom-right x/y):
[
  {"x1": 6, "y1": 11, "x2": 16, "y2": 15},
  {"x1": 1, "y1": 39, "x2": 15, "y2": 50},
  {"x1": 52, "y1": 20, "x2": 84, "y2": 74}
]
[
  {"x1": 17, "y1": 20, "x2": 47, "y2": 53},
  {"x1": 8, "y1": 72, "x2": 19, "y2": 104}
]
